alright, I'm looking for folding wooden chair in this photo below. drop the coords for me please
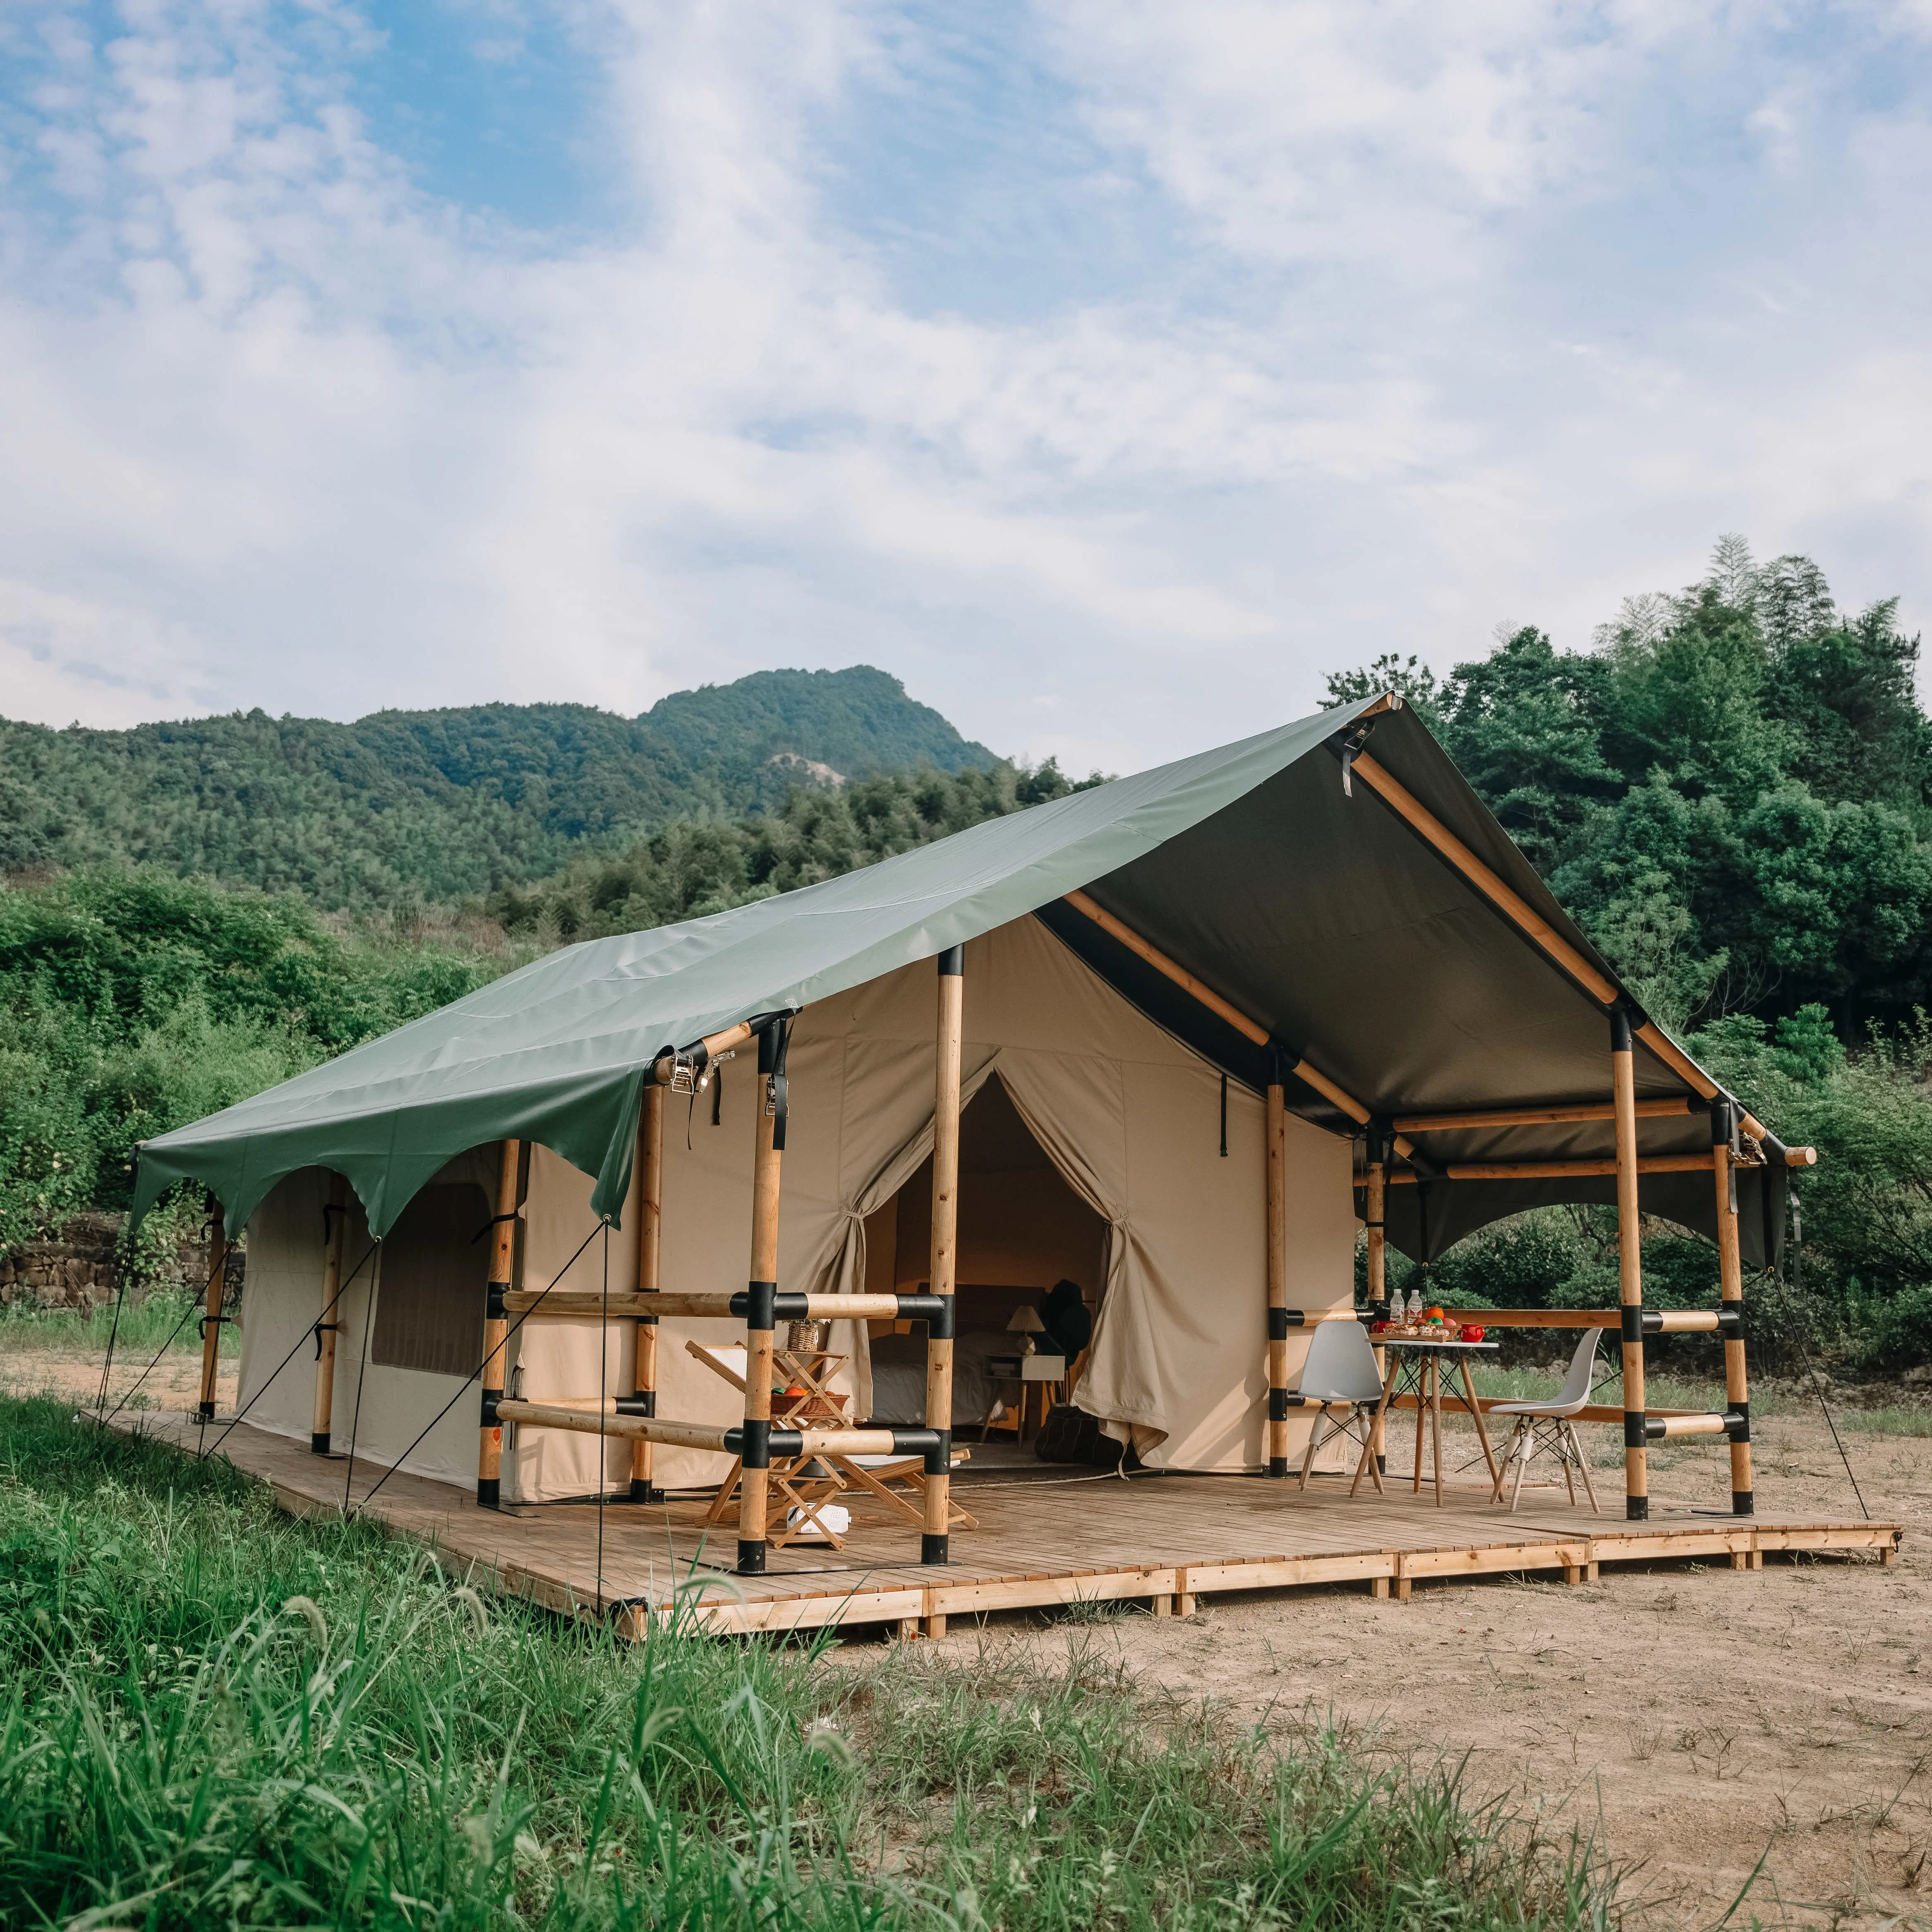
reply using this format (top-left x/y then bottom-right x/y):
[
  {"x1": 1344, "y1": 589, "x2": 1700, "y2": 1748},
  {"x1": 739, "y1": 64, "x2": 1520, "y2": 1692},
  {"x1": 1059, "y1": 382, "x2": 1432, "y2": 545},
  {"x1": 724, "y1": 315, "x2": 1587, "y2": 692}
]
[
  {"x1": 686, "y1": 1340, "x2": 853, "y2": 1548},
  {"x1": 826, "y1": 1446, "x2": 978, "y2": 1531}
]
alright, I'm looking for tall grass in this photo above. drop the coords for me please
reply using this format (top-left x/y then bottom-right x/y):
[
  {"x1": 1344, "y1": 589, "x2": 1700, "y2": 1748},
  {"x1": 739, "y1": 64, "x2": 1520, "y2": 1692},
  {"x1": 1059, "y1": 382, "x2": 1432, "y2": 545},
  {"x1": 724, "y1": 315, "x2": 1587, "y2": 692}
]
[
  {"x1": 0, "y1": 1395, "x2": 1616, "y2": 1930},
  {"x1": 0, "y1": 1284, "x2": 240, "y2": 1356}
]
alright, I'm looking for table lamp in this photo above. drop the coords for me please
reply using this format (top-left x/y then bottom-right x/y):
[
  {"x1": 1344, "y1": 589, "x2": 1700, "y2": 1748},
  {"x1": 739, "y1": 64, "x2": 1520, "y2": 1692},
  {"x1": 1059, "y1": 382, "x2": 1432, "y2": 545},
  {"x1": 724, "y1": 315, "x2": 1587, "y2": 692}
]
[{"x1": 1005, "y1": 1306, "x2": 1046, "y2": 1356}]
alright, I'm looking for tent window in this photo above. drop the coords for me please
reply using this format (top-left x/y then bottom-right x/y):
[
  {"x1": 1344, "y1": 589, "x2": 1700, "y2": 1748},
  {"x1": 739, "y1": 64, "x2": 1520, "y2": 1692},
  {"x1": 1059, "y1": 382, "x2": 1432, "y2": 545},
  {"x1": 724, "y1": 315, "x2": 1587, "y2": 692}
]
[{"x1": 371, "y1": 1183, "x2": 488, "y2": 1379}]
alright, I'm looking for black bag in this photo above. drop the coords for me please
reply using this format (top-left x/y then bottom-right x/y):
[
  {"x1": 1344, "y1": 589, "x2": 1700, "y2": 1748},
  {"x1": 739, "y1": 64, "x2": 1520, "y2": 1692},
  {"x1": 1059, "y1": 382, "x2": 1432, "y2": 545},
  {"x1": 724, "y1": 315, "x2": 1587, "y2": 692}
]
[{"x1": 1033, "y1": 1404, "x2": 1129, "y2": 1468}]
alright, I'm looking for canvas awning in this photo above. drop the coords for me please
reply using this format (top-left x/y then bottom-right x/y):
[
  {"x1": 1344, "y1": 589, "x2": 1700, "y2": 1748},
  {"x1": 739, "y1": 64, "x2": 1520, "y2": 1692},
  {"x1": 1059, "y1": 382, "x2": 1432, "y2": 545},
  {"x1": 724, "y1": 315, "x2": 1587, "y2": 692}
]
[{"x1": 135, "y1": 695, "x2": 1791, "y2": 1265}]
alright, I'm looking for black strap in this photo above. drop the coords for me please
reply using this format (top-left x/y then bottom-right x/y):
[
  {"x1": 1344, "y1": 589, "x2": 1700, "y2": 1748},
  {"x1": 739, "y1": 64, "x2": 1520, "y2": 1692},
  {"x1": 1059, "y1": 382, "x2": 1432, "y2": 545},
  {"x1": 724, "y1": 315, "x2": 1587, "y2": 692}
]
[{"x1": 470, "y1": 1212, "x2": 519, "y2": 1245}]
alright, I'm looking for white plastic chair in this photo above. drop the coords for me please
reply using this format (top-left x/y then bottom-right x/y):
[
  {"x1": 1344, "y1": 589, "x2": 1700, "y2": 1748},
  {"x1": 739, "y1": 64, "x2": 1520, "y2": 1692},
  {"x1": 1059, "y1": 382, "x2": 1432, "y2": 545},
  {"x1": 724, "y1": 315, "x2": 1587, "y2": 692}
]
[
  {"x1": 1286, "y1": 1320, "x2": 1385, "y2": 1494},
  {"x1": 1488, "y1": 1330, "x2": 1602, "y2": 1513}
]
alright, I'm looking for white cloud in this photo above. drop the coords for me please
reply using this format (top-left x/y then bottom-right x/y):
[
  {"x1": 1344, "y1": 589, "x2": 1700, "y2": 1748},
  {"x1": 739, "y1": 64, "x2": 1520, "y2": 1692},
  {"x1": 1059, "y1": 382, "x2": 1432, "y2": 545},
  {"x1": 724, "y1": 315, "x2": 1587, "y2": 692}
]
[{"x1": 0, "y1": 0, "x2": 1929, "y2": 770}]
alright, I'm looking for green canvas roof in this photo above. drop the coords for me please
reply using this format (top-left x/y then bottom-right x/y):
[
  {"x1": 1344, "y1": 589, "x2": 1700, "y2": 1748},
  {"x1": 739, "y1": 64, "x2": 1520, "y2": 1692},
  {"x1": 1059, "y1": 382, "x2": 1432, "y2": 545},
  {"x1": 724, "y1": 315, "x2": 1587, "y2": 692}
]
[{"x1": 135, "y1": 696, "x2": 1788, "y2": 1268}]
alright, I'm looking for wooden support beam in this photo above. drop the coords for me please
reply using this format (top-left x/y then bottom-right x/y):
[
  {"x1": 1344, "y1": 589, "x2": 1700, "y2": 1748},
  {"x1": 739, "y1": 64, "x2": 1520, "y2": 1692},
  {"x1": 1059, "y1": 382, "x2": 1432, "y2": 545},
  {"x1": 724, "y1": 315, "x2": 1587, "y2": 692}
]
[
  {"x1": 1346, "y1": 746, "x2": 1810, "y2": 1163},
  {"x1": 650, "y1": 1019, "x2": 759, "y2": 1081},
  {"x1": 478, "y1": 1140, "x2": 521, "y2": 1508},
  {"x1": 494, "y1": 1399, "x2": 915, "y2": 1458},
  {"x1": 1060, "y1": 888, "x2": 1416, "y2": 1155},
  {"x1": 310, "y1": 1172, "x2": 347, "y2": 1453},
  {"x1": 1265, "y1": 1076, "x2": 1289, "y2": 1476},
  {"x1": 1426, "y1": 1306, "x2": 1723, "y2": 1332},
  {"x1": 924, "y1": 948, "x2": 964, "y2": 1564},
  {"x1": 1385, "y1": 1153, "x2": 1714, "y2": 1182},
  {"x1": 1648, "y1": 1413, "x2": 1734, "y2": 1439},
  {"x1": 1382, "y1": 1393, "x2": 1709, "y2": 1425},
  {"x1": 1394, "y1": 1099, "x2": 1693, "y2": 1132},
  {"x1": 738, "y1": 1023, "x2": 786, "y2": 1574},
  {"x1": 1613, "y1": 1009, "x2": 1647, "y2": 1522},
  {"x1": 504, "y1": 1289, "x2": 922, "y2": 1320},
  {"x1": 1349, "y1": 749, "x2": 1619, "y2": 1004},
  {"x1": 1713, "y1": 1102, "x2": 1753, "y2": 1516},
  {"x1": 196, "y1": 1199, "x2": 228, "y2": 1421},
  {"x1": 631, "y1": 1084, "x2": 663, "y2": 1502}
]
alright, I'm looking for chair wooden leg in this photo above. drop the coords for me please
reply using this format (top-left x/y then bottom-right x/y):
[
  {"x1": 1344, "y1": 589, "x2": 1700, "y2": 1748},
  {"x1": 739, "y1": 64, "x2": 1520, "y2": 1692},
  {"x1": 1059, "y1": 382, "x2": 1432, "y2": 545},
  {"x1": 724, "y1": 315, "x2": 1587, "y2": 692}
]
[
  {"x1": 1509, "y1": 1427, "x2": 1534, "y2": 1512},
  {"x1": 1349, "y1": 1412, "x2": 1378, "y2": 1497},
  {"x1": 1570, "y1": 1422, "x2": 1602, "y2": 1515},
  {"x1": 1298, "y1": 1408, "x2": 1329, "y2": 1490},
  {"x1": 1560, "y1": 1425, "x2": 1578, "y2": 1508},
  {"x1": 1491, "y1": 1418, "x2": 1519, "y2": 1502}
]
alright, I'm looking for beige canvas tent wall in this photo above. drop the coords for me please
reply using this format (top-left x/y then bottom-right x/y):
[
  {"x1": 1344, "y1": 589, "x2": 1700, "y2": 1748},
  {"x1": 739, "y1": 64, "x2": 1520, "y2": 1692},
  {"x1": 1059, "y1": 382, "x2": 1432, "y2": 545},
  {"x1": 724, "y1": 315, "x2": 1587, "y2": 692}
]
[{"x1": 234, "y1": 915, "x2": 1354, "y2": 1496}]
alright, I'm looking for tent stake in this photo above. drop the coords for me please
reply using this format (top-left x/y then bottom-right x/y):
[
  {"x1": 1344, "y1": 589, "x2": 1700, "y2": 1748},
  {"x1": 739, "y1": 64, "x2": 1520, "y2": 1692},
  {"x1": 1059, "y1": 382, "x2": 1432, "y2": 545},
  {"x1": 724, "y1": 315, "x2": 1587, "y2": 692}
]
[
  {"x1": 195, "y1": 1199, "x2": 228, "y2": 1420},
  {"x1": 924, "y1": 947, "x2": 964, "y2": 1564},
  {"x1": 1612, "y1": 1008, "x2": 1647, "y2": 1521},
  {"x1": 310, "y1": 1174, "x2": 347, "y2": 1453},
  {"x1": 631, "y1": 1084, "x2": 665, "y2": 1503},
  {"x1": 1712, "y1": 1101, "x2": 1753, "y2": 1515},
  {"x1": 739, "y1": 1021, "x2": 788, "y2": 1573},
  {"x1": 1265, "y1": 1071, "x2": 1288, "y2": 1475},
  {"x1": 477, "y1": 1140, "x2": 521, "y2": 1509}
]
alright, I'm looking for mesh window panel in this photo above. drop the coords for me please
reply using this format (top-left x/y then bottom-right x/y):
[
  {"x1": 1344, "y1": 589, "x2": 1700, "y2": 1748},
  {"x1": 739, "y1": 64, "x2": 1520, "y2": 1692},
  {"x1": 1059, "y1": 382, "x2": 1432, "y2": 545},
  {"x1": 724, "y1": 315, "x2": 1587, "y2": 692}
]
[{"x1": 370, "y1": 1183, "x2": 489, "y2": 1379}]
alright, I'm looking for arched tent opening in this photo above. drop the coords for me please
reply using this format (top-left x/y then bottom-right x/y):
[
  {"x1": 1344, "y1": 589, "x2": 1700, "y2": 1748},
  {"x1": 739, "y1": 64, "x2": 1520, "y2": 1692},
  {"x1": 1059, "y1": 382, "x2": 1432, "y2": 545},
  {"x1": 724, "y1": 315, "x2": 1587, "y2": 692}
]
[{"x1": 862, "y1": 1071, "x2": 1109, "y2": 1435}]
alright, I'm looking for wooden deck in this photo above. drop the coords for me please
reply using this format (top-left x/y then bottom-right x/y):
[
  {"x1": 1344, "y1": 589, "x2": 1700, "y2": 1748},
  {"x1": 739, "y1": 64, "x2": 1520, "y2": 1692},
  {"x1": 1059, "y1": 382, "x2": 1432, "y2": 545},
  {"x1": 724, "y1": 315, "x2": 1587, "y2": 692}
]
[{"x1": 115, "y1": 1413, "x2": 1903, "y2": 1637}]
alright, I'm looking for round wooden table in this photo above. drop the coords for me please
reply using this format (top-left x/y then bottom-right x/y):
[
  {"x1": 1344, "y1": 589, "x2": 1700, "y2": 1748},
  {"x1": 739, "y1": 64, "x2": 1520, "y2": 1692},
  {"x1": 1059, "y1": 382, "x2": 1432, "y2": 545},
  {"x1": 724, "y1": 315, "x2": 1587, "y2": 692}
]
[{"x1": 1367, "y1": 1336, "x2": 1501, "y2": 1508}]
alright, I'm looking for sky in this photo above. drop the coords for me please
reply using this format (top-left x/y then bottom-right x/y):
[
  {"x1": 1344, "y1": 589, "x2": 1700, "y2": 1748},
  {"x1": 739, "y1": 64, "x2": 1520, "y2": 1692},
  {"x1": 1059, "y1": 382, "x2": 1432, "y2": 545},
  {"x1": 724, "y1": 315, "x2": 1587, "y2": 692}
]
[{"x1": 2, "y1": 2, "x2": 1930, "y2": 776}]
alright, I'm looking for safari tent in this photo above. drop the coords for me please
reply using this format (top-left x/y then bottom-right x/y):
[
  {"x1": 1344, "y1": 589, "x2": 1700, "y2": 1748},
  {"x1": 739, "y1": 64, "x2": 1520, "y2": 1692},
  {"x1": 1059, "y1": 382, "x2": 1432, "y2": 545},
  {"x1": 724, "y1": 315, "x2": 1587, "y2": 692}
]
[{"x1": 136, "y1": 694, "x2": 1808, "y2": 1574}]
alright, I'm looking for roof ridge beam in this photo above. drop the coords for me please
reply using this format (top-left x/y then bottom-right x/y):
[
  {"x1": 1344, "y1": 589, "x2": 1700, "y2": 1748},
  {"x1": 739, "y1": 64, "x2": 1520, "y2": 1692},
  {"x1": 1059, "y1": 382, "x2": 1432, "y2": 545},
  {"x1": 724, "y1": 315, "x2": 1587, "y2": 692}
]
[
  {"x1": 1059, "y1": 889, "x2": 1410, "y2": 1151},
  {"x1": 1343, "y1": 748, "x2": 1788, "y2": 1151}
]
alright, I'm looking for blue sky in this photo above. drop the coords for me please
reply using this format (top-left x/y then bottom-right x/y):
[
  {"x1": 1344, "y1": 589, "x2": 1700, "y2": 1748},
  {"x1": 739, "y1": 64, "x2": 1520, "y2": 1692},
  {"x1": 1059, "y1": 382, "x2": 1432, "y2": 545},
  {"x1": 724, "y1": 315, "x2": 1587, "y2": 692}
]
[{"x1": 2, "y1": 2, "x2": 1930, "y2": 775}]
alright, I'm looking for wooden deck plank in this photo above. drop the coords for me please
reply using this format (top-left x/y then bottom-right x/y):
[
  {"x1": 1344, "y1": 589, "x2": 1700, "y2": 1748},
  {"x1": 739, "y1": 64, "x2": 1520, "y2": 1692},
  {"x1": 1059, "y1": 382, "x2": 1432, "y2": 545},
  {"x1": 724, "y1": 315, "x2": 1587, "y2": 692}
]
[{"x1": 112, "y1": 1414, "x2": 1900, "y2": 1633}]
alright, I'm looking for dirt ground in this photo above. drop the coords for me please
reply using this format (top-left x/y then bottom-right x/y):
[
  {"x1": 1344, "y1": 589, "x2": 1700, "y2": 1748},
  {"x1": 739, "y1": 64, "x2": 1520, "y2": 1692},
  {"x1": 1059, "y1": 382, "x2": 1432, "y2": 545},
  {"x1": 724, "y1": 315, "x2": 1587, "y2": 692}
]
[
  {"x1": 0, "y1": 1345, "x2": 241, "y2": 1415},
  {"x1": 5, "y1": 1346, "x2": 1925, "y2": 1925},
  {"x1": 940, "y1": 1406, "x2": 1932, "y2": 1930}
]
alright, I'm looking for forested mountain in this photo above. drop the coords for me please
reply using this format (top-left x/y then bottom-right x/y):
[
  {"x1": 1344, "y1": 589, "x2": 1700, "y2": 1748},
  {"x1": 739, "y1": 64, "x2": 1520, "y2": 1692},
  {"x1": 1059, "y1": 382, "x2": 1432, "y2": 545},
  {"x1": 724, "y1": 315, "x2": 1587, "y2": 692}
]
[
  {"x1": 6, "y1": 540, "x2": 1932, "y2": 1370},
  {"x1": 0, "y1": 667, "x2": 995, "y2": 909}
]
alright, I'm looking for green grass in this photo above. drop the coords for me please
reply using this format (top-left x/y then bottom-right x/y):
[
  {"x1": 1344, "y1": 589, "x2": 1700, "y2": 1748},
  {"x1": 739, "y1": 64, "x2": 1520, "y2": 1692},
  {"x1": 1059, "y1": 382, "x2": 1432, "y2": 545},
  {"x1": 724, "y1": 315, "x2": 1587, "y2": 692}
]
[
  {"x1": 0, "y1": 1285, "x2": 240, "y2": 1357},
  {"x1": 0, "y1": 1394, "x2": 1616, "y2": 1930},
  {"x1": 1839, "y1": 1404, "x2": 1932, "y2": 1436}
]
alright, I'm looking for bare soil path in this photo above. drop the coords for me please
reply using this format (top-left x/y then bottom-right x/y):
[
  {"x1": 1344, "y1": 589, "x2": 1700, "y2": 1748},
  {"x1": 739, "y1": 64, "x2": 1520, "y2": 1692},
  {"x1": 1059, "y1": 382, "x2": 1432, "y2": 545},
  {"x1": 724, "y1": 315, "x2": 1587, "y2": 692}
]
[{"x1": 936, "y1": 1406, "x2": 1932, "y2": 1929}]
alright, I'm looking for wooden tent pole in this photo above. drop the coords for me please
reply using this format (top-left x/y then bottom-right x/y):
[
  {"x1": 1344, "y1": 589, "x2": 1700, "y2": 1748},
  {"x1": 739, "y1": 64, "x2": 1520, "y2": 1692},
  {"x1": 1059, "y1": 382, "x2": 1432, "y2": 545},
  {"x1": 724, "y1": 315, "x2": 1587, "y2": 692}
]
[
  {"x1": 478, "y1": 1139, "x2": 521, "y2": 1508},
  {"x1": 1712, "y1": 1102, "x2": 1753, "y2": 1516},
  {"x1": 631, "y1": 1084, "x2": 665, "y2": 1503},
  {"x1": 1612, "y1": 1008, "x2": 1647, "y2": 1519},
  {"x1": 738, "y1": 1021, "x2": 788, "y2": 1574},
  {"x1": 923, "y1": 947, "x2": 964, "y2": 1565},
  {"x1": 1364, "y1": 1130, "x2": 1389, "y2": 1472},
  {"x1": 196, "y1": 1197, "x2": 228, "y2": 1420},
  {"x1": 1265, "y1": 1070, "x2": 1289, "y2": 1476},
  {"x1": 310, "y1": 1173, "x2": 347, "y2": 1453}
]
